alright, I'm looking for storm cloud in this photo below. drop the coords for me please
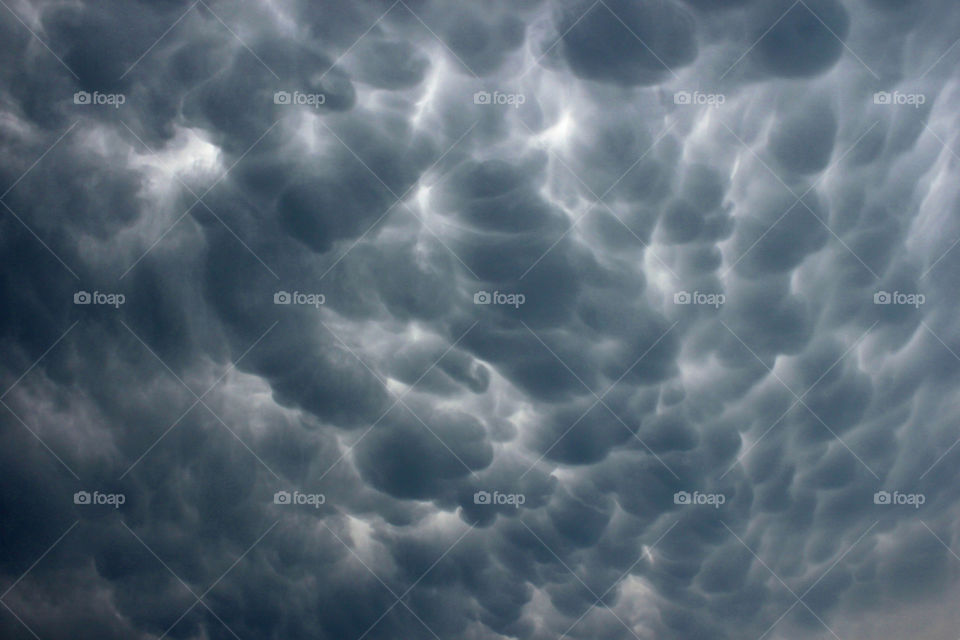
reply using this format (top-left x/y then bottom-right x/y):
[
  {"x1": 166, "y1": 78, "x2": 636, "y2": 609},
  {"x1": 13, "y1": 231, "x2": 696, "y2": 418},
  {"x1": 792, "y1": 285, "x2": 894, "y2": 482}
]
[{"x1": 3, "y1": 1, "x2": 960, "y2": 639}]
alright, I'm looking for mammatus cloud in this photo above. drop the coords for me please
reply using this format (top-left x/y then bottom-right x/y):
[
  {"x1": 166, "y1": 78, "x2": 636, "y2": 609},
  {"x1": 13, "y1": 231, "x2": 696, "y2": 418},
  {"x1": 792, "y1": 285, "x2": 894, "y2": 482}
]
[{"x1": 2, "y1": 0, "x2": 960, "y2": 638}]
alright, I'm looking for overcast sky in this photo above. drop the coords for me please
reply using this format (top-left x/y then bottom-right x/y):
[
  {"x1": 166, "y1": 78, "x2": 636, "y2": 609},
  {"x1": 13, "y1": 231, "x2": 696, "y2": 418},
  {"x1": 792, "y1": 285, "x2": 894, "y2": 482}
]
[{"x1": 2, "y1": 0, "x2": 960, "y2": 638}]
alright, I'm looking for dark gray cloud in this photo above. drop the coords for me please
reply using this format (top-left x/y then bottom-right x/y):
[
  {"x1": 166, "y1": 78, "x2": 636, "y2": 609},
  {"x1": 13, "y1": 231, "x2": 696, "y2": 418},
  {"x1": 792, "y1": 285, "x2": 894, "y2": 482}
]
[{"x1": 3, "y1": 0, "x2": 960, "y2": 639}]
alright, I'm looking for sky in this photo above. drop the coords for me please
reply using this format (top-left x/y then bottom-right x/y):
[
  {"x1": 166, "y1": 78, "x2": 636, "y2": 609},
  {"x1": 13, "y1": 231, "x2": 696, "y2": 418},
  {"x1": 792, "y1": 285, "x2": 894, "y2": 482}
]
[{"x1": 1, "y1": 0, "x2": 960, "y2": 639}]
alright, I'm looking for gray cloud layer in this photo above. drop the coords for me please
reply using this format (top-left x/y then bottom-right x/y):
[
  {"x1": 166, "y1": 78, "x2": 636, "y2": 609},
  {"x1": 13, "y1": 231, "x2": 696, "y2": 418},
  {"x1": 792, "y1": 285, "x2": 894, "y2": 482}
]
[{"x1": 2, "y1": 0, "x2": 960, "y2": 638}]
